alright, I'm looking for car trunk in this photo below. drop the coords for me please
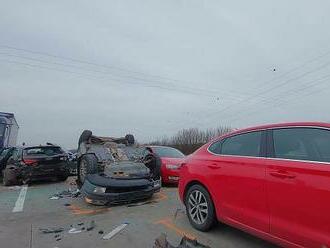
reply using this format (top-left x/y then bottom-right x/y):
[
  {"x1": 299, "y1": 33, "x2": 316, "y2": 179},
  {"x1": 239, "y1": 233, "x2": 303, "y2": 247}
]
[{"x1": 23, "y1": 154, "x2": 67, "y2": 175}]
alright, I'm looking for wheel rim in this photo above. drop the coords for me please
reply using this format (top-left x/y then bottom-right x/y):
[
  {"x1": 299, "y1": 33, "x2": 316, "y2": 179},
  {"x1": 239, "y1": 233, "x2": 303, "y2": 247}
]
[
  {"x1": 79, "y1": 160, "x2": 88, "y2": 183},
  {"x1": 188, "y1": 190, "x2": 209, "y2": 225}
]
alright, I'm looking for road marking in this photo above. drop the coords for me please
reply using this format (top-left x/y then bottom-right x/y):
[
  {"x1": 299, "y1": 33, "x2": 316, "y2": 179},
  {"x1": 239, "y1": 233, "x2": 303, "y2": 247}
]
[
  {"x1": 12, "y1": 185, "x2": 28, "y2": 213},
  {"x1": 155, "y1": 218, "x2": 196, "y2": 240}
]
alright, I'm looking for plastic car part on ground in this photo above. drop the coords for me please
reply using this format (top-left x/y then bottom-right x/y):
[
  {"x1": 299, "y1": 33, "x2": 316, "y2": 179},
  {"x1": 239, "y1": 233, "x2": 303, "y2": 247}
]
[
  {"x1": 39, "y1": 220, "x2": 100, "y2": 242},
  {"x1": 49, "y1": 188, "x2": 81, "y2": 200},
  {"x1": 102, "y1": 222, "x2": 129, "y2": 240},
  {"x1": 39, "y1": 228, "x2": 64, "y2": 234},
  {"x1": 154, "y1": 234, "x2": 211, "y2": 248}
]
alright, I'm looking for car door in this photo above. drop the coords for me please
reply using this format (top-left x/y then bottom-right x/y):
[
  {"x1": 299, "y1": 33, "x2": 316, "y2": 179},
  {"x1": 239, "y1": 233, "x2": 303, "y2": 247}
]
[
  {"x1": 266, "y1": 127, "x2": 330, "y2": 247},
  {"x1": 208, "y1": 130, "x2": 269, "y2": 233},
  {"x1": 6, "y1": 148, "x2": 21, "y2": 168},
  {"x1": 0, "y1": 148, "x2": 9, "y2": 170}
]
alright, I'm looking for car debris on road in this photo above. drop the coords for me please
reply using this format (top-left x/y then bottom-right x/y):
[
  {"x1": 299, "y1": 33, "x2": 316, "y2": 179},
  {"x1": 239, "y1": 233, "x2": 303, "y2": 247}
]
[
  {"x1": 154, "y1": 234, "x2": 210, "y2": 248},
  {"x1": 102, "y1": 222, "x2": 129, "y2": 240},
  {"x1": 49, "y1": 188, "x2": 81, "y2": 200},
  {"x1": 68, "y1": 227, "x2": 82, "y2": 234},
  {"x1": 86, "y1": 220, "x2": 96, "y2": 231},
  {"x1": 39, "y1": 227, "x2": 64, "y2": 234}
]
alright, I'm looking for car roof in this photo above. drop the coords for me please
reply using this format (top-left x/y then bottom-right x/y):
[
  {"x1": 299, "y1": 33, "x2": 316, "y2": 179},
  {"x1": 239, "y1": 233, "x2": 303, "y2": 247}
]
[{"x1": 220, "y1": 122, "x2": 330, "y2": 140}]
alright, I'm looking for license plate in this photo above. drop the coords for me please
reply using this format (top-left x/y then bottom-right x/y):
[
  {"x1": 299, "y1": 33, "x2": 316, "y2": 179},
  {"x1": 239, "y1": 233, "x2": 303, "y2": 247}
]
[{"x1": 153, "y1": 180, "x2": 161, "y2": 188}]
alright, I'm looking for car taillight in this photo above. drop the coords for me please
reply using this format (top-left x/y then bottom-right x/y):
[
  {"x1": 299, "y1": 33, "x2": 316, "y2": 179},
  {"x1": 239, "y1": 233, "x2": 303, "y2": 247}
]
[{"x1": 23, "y1": 159, "x2": 38, "y2": 166}]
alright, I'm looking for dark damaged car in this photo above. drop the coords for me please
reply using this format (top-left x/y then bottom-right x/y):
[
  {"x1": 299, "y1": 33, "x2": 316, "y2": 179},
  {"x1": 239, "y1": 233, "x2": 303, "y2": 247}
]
[
  {"x1": 77, "y1": 130, "x2": 161, "y2": 205},
  {"x1": 2, "y1": 145, "x2": 70, "y2": 185}
]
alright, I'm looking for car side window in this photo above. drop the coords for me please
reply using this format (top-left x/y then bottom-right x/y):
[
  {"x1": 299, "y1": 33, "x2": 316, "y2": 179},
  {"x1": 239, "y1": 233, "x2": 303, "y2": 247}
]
[
  {"x1": 220, "y1": 131, "x2": 262, "y2": 157},
  {"x1": 0, "y1": 148, "x2": 7, "y2": 159},
  {"x1": 10, "y1": 148, "x2": 20, "y2": 161},
  {"x1": 272, "y1": 128, "x2": 330, "y2": 163},
  {"x1": 208, "y1": 141, "x2": 222, "y2": 154}
]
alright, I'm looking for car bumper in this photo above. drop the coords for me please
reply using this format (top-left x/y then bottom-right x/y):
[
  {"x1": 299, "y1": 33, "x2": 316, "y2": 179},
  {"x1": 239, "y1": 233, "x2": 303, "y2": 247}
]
[
  {"x1": 12, "y1": 164, "x2": 69, "y2": 180},
  {"x1": 162, "y1": 169, "x2": 180, "y2": 184},
  {"x1": 81, "y1": 174, "x2": 161, "y2": 205}
]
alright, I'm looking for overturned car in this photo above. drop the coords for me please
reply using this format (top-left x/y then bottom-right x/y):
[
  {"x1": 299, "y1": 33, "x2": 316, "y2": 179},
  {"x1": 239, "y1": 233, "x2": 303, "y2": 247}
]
[{"x1": 77, "y1": 130, "x2": 161, "y2": 205}]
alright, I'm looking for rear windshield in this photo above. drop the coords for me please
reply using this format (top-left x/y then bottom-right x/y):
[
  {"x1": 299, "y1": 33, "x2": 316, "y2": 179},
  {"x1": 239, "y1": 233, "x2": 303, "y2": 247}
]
[
  {"x1": 152, "y1": 147, "x2": 185, "y2": 158},
  {"x1": 23, "y1": 146, "x2": 64, "y2": 157}
]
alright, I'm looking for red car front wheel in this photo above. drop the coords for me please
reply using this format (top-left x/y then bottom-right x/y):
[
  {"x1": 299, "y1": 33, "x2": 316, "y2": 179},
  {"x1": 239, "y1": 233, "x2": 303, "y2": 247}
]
[{"x1": 185, "y1": 184, "x2": 216, "y2": 231}]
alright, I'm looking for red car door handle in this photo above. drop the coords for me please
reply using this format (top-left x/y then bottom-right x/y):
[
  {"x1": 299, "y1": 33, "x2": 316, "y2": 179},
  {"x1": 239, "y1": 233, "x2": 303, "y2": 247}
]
[
  {"x1": 269, "y1": 171, "x2": 296, "y2": 179},
  {"x1": 208, "y1": 163, "x2": 221, "y2": 169}
]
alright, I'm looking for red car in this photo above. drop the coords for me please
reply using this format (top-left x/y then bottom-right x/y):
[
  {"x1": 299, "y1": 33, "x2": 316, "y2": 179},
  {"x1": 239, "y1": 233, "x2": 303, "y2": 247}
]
[
  {"x1": 179, "y1": 122, "x2": 330, "y2": 248},
  {"x1": 146, "y1": 146, "x2": 185, "y2": 184}
]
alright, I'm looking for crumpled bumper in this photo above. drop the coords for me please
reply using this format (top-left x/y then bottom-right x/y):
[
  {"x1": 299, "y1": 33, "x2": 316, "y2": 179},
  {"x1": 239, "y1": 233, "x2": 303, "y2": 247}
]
[{"x1": 81, "y1": 174, "x2": 161, "y2": 205}]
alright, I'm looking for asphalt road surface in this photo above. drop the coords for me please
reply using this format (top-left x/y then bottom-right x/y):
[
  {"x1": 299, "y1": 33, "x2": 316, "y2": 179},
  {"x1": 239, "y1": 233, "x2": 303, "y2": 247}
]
[{"x1": 0, "y1": 177, "x2": 277, "y2": 248}]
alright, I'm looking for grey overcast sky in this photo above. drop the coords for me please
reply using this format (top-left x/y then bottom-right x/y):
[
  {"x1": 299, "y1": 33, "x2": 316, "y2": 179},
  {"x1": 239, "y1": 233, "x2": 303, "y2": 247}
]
[{"x1": 1, "y1": 0, "x2": 330, "y2": 148}]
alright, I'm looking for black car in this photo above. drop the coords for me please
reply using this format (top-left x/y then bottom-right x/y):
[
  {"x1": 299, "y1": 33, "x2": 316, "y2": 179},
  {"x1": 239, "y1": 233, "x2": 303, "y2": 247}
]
[
  {"x1": 2, "y1": 145, "x2": 70, "y2": 186},
  {"x1": 77, "y1": 130, "x2": 161, "y2": 205}
]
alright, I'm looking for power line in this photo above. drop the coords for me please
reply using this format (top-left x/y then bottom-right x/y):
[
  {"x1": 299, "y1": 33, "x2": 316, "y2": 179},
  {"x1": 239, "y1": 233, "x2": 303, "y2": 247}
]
[
  {"x1": 4, "y1": 44, "x2": 325, "y2": 102},
  {"x1": 223, "y1": 75, "x2": 330, "y2": 124},
  {"x1": 0, "y1": 58, "x2": 228, "y2": 98},
  {"x1": 179, "y1": 58, "x2": 330, "y2": 128},
  {"x1": 0, "y1": 45, "x2": 185, "y2": 81},
  {"x1": 5, "y1": 44, "x2": 330, "y2": 104},
  {"x1": 227, "y1": 87, "x2": 329, "y2": 125},
  {"x1": 249, "y1": 48, "x2": 330, "y2": 91},
  {"x1": 3, "y1": 44, "x2": 330, "y2": 133},
  {"x1": 221, "y1": 72, "x2": 330, "y2": 120},
  {"x1": 0, "y1": 44, "x2": 250, "y2": 100},
  {"x1": 0, "y1": 51, "x2": 251, "y2": 102},
  {"x1": 164, "y1": 54, "x2": 330, "y2": 131}
]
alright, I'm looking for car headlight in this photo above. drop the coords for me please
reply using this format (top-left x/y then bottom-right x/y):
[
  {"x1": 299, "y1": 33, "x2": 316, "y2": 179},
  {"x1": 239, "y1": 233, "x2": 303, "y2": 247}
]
[
  {"x1": 93, "y1": 186, "x2": 106, "y2": 194},
  {"x1": 165, "y1": 164, "x2": 180, "y2": 170}
]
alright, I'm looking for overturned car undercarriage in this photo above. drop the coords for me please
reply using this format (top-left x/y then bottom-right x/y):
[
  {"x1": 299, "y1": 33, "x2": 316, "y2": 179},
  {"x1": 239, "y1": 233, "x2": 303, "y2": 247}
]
[{"x1": 77, "y1": 130, "x2": 161, "y2": 205}]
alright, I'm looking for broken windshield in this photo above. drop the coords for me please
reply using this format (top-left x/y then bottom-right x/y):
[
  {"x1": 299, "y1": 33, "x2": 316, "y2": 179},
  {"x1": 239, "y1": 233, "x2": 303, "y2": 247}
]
[{"x1": 107, "y1": 145, "x2": 143, "y2": 162}]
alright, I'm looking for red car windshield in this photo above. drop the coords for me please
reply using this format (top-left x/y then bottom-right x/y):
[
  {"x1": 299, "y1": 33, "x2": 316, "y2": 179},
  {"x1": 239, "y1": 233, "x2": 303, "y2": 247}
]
[{"x1": 152, "y1": 147, "x2": 184, "y2": 158}]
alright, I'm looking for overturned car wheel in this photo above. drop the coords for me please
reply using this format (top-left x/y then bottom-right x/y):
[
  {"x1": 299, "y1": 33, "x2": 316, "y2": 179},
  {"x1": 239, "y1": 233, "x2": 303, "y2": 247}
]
[
  {"x1": 125, "y1": 134, "x2": 135, "y2": 145},
  {"x1": 78, "y1": 154, "x2": 98, "y2": 186},
  {"x1": 78, "y1": 130, "x2": 92, "y2": 146},
  {"x1": 2, "y1": 168, "x2": 19, "y2": 186}
]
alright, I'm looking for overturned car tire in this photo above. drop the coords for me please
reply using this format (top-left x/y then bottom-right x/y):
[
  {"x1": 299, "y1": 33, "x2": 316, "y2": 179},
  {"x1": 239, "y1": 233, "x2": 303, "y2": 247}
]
[
  {"x1": 78, "y1": 130, "x2": 92, "y2": 146},
  {"x1": 125, "y1": 134, "x2": 135, "y2": 145},
  {"x1": 2, "y1": 168, "x2": 18, "y2": 186},
  {"x1": 77, "y1": 154, "x2": 98, "y2": 187}
]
